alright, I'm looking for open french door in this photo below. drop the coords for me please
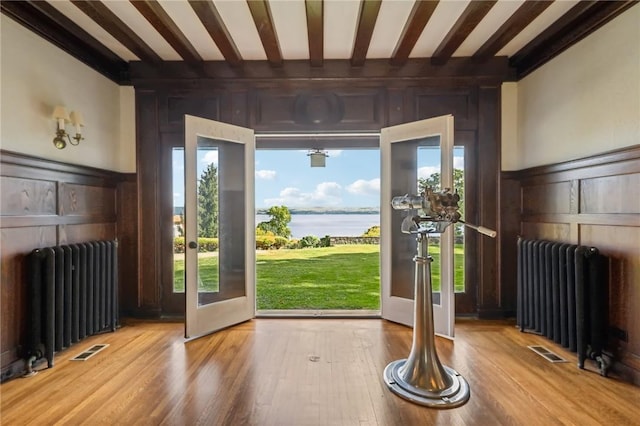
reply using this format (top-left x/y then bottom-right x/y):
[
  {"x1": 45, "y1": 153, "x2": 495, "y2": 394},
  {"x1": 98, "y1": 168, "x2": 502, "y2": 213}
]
[
  {"x1": 184, "y1": 115, "x2": 255, "y2": 339},
  {"x1": 380, "y1": 115, "x2": 456, "y2": 338}
]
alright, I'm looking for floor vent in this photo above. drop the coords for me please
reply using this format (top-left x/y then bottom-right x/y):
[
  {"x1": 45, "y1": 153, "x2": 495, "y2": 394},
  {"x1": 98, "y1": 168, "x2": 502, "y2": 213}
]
[
  {"x1": 70, "y1": 344, "x2": 109, "y2": 361},
  {"x1": 528, "y1": 345, "x2": 567, "y2": 363}
]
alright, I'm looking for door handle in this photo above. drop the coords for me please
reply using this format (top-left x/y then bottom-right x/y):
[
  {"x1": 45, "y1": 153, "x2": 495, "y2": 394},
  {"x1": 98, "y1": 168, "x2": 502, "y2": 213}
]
[{"x1": 188, "y1": 241, "x2": 197, "y2": 249}]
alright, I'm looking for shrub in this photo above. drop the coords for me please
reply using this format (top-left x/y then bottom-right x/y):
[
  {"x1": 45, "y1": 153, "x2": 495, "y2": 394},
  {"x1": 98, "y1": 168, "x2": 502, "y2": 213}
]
[
  {"x1": 256, "y1": 235, "x2": 276, "y2": 250},
  {"x1": 319, "y1": 235, "x2": 331, "y2": 247},
  {"x1": 256, "y1": 232, "x2": 289, "y2": 250},
  {"x1": 256, "y1": 228, "x2": 275, "y2": 237},
  {"x1": 285, "y1": 239, "x2": 300, "y2": 249},
  {"x1": 174, "y1": 237, "x2": 185, "y2": 253},
  {"x1": 173, "y1": 237, "x2": 219, "y2": 253},
  {"x1": 362, "y1": 225, "x2": 380, "y2": 237},
  {"x1": 198, "y1": 238, "x2": 218, "y2": 252},
  {"x1": 274, "y1": 236, "x2": 288, "y2": 249},
  {"x1": 298, "y1": 235, "x2": 320, "y2": 248}
]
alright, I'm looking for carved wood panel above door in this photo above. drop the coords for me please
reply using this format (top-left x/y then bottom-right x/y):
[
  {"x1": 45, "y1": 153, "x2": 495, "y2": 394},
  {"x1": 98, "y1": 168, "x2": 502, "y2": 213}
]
[
  {"x1": 251, "y1": 87, "x2": 385, "y2": 132},
  {"x1": 412, "y1": 88, "x2": 478, "y2": 131}
]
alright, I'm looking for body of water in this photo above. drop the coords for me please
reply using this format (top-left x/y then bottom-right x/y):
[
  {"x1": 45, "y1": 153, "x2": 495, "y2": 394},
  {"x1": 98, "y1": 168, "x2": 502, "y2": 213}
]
[{"x1": 256, "y1": 214, "x2": 380, "y2": 238}]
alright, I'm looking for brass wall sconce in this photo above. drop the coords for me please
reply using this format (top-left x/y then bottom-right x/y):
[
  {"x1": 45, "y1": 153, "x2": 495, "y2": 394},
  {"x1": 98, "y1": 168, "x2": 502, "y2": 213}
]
[{"x1": 52, "y1": 106, "x2": 84, "y2": 149}]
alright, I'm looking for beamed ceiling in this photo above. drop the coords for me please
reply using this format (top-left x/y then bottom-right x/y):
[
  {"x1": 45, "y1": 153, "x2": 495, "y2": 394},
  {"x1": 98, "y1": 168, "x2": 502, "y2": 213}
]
[{"x1": 1, "y1": 0, "x2": 636, "y2": 84}]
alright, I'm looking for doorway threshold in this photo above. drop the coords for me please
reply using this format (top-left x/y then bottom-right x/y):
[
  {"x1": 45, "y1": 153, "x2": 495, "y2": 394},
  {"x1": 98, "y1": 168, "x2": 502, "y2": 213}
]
[{"x1": 256, "y1": 309, "x2": 381, "y2": 319}]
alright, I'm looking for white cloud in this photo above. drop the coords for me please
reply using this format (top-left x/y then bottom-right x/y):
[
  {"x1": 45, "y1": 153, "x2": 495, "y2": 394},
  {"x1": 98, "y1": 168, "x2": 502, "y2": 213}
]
[
  {"x1": 417, "y1": 156, "x2": 463, "y2": 179},
  {"x1": 264, "y1": 182, "x2": 343, "y2": 207},
  {"x1": 418, "y1": 166, "x2": 440, "y2": 179},
  {"x1": 346, "y1": 178, "x2": 380, "y2": 196},
  {"x1": 454, "y1": 156, "x2": 464, "y2": 169},
  {"x1": 256, "y1": 169, "x2": 276, "y2": 180},
  {"x1": 201, "y1": 150, "x2": 218, "y2": 165},
  {"x1": 326, "y1": 150, "x2": 343, "y2": 157},
  {"x1": 316, "y1": 181, "x2": 342, "y2": 196},
  {"x1": 173, "y1": 192, "x2": 181, "y2": 199}
]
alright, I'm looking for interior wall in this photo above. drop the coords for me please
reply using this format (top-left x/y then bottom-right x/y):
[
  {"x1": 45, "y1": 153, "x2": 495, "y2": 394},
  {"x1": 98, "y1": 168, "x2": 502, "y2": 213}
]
[
  {"x1": 501, "y1": 146, "x2": 640, "y2": 384},
  {"x1": 507, "y1": 6, "x2": 639, "y2": 170},
  {"x1": 0, "y1": 152, "x2": 136, "y2": 382},
  {"x1": 500, "y1": 83, "x2": 518, "y2": 171},
  {"x1": 131, "y1": 81, "x2": 503, "y2": 318},
  {"x1": 0, "y1": 15, "x2": 135, "y2": 173}
]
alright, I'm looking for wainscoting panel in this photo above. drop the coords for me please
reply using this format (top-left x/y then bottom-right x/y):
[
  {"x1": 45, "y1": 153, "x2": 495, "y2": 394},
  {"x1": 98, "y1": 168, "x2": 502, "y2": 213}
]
[
  {"x1": 580, "y1": 173, "x2": 640, "y2": 214},
  {"x1": 522, "y1": 181, "x2": 572, "y2": 215},
  {"x1": 59, "y1": 183, "x2": 116, "y2": 218},
  {"x1": 0, "y1": 151, "x2": 134, "y2": 381},
  {"x1": 0, "y1": 176, "x2": 57, "y2": 216},
  {"x1": 520, "y1": 222, "x2": 572, "y2": 242},
  {"x1": 58, "y1": 223, "x2": 117, "y2": 245},
  {"x1": 502, "y1": 145, "x2": 640, "y2": 384}
]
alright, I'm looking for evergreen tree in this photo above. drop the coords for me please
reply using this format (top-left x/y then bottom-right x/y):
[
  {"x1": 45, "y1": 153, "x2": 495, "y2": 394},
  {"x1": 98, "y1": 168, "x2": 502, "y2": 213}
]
[{"x1": 198, "y1": 163, "x2": 219, "y2": 238}]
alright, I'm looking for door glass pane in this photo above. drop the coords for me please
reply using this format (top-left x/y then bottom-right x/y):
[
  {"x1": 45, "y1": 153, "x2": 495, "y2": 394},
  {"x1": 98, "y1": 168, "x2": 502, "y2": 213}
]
[
  {"x1": 390, "y1": 136, "x2": 442, "y2": 303},
  {"x1": 453, "y1": 146, "x2": 465, "y2": 293},
  {"x1": 173, "y1": 147, "x2": 185, "y2": 293},
  {"x1": 197, "y1": 137, "x2": 246, "y2": 306},
  {"x1": 417, "y1": 141, "x2": 442, "y2": 306}
]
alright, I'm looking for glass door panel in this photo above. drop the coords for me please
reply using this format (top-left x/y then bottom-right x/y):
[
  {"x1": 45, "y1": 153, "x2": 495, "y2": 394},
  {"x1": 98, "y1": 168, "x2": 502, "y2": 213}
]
[
  {"x1": 173, "y1": 147, "x2": 185, "y2": 293},
  {"x1": 417, "y1": 142, "x2": 443, "y2": 306},
  {"x1": 453, "y1": 146, "x2": 465, "y2": 293}
]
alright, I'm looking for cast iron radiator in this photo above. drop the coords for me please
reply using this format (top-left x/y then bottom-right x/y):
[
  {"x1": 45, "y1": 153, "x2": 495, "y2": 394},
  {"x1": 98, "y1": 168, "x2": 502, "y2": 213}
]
[
  {"x1": 516, "y1": 238, "x2": 611, "y2": 376},
  {"x1": 26, "y1": 240, "x2": 118, "y2": 369}
]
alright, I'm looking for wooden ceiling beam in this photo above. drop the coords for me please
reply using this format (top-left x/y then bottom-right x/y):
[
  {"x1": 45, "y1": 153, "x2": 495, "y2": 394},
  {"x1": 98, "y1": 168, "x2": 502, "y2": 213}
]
[
  {"x1": 246, "y1": 0, "x2": 282, "y2": 67},
  {"x1": 432, "y1": 1, "x2": 497, "y2": 65},
  {"x1": 305, "y1": 0, "x2": 323, "y2": 67},
  {"x1": 130, "y1": 0, "x2": 202, "y2": 63},
  {"x1": 511, "y1": 1, "x2": 637, "y2": 78},
  {"x1": 390, "y1": 0, "x2": 439, "y2": 67},
  {"x1": 351, "y1": 0, "x2": 382, "y2": 67},
  {"x1": 188, "y1": 0, "x2": 243, "y2": 67},
  {"x1": 71, "y1": 0, "x2": 161, "y2": 63},
  {"x1": 473, "y1": 0, "x2": 553, "y2": 61}
]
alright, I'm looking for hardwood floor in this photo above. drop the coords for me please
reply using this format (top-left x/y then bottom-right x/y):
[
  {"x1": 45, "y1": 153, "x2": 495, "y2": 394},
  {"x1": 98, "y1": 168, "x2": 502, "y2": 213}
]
[{"x1": 1, "y1": 319, "x2": 638, "y2": 425}]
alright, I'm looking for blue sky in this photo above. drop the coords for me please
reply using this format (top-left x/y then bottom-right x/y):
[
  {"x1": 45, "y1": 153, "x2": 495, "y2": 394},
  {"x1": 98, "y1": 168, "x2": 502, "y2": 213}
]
[
  {"x1": 255, "y1": 149, "x2": 380, "y2": 208},
  {"x1": 173, "y1": 147, "x2": 464, "y2": 209}
]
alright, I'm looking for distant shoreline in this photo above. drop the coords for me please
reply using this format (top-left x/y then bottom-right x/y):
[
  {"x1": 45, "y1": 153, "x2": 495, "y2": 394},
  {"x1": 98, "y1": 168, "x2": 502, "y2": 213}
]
[
  {"x1": 256, "y1": 209, "x2": 380, "y2": 215},
  {"x1": 174, "y1": 207, "x2": 381, "y2": 215}
]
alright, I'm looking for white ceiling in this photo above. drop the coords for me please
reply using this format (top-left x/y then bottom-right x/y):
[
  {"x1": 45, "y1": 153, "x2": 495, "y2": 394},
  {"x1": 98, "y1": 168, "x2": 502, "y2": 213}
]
[{"x1": 43, "y1": 0, "x2": 580, "y2": 62}]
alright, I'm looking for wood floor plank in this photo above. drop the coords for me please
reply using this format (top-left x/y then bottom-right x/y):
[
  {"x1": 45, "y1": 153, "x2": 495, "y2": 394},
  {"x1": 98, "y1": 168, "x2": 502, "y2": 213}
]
[{"x1": 1, "y1": 319, "x2": 638, "y2": 425}]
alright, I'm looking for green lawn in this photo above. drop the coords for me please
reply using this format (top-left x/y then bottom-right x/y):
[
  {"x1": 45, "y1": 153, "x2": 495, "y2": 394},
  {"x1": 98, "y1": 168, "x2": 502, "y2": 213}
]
[
  {"x1": 255, "y1": 245, "x2": 380, "y2": 310},
  {"x1": 174, "y1": 244, "x2": 465, "y2": 310}
]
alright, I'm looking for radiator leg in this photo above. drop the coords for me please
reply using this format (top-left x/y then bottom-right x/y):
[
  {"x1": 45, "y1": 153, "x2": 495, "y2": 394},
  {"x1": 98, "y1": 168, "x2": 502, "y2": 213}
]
[
  {"x1": 594, "y1": 352, "x2": 612, "y2": 377},
  {"x1": 23, "y1": 356, "x2": 38, "y2": 378}
]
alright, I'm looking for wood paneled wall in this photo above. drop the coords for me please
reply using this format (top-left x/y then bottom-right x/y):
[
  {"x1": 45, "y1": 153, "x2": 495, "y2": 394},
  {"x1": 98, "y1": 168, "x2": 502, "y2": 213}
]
[
  {"x1": 0, "y1": 151, "x2": 136, "y2": 380},
  {"x1": 501, "y1": 145, "x2": 640, "y2": 384},
  {"x1": 132, "y1": 77, "x2": 504, "y2": 318}
]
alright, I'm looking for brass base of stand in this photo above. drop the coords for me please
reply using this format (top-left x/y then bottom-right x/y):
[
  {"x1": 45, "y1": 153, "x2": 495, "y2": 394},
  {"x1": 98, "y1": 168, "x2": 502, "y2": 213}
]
[{"x1": 383, "y1": 360, "x2": 470, "y2": 408}]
